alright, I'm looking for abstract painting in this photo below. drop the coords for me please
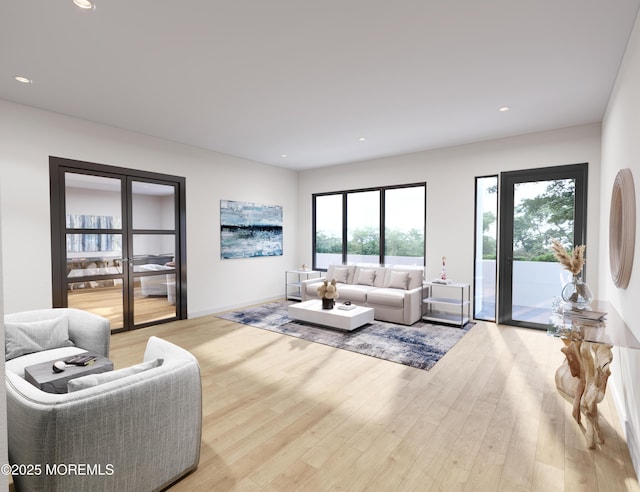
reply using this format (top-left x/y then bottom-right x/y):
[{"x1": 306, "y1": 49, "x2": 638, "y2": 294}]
[{"x1": 220, "y1": 200, "x2": 283, "y2": 259}]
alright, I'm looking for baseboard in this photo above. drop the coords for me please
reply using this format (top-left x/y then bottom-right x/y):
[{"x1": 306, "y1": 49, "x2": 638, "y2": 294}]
[
  {"x1": 625, "y1": 420, "x2": 640, "y2": 480},
  {"x1": 610, "y1": 380, "x2": 628, "y2": 427},
  {"x1": 610, "y1": 355, "x2": 640, "y2": 480}
]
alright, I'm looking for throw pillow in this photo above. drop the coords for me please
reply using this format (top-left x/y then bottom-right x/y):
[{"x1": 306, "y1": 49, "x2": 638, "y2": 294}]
[
  {"x1": 356, "y1": 269, "x2": 376, "y2": 286},
  {"x1": 332, "y1": 267, "x2": 349, "y2": 284},
  {"x1": 67, "y1": 358, "x2": 164, "y2": 392},
  {"x1": 389, "y1": 271, "x2": 410, "y2": 290},
  {"x1": 5, "y1": 317, "x2": 73, "y2": 361}
]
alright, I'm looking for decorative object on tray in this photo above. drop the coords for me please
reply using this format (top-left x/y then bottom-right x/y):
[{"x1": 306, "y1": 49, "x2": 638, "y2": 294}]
[
  {"x1": 301, "y1": 263, "x2": 308, "y2": 271},
  {"x1": 551, "y1": 239, "x2": 593, "y2": 309},
  {"x1": 440, "y1": 256, "x2": 447, "y2": 280},
  {"x1": 562, "y1": 309, "x2": 607, "y2": 323},
  {"x1": 431, "y1": 278, "x2": 451, "y2": 285},
  {"x1": 317, "y1": 278, "x2": 339, "y2": 309},
  {"x1": 337, "y1": 301, "x2": 356, "y2": 311}
]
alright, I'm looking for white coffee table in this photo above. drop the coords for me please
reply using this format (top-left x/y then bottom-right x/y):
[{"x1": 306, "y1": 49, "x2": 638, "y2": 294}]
[{"x1": 288, "y1": 300, "x2": 375, "y2": 331}]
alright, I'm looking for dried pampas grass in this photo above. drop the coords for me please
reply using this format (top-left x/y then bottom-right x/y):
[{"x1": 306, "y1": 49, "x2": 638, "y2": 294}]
[{"x1": 550, "y1": 239, "x2": 585, "y2": 276}]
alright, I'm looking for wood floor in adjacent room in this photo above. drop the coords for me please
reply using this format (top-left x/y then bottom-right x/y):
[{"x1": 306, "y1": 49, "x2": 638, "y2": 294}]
[{"x1": 109, "y1": 308, "x2": 640, "y2": 492}]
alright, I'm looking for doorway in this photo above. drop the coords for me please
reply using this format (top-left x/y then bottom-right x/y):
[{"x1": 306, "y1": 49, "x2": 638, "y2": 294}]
[
  {"x1": 497, "y1": 164, "x2": 588, "y2": 329},
  {"x1": 50, "y1": 157, "x2": 187, "y2": 332}
]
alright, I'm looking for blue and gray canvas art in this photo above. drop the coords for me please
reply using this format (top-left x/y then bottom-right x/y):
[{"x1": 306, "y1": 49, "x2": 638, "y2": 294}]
[{"x1": 220, "y1": 200, "x2": 283, "y2": 259}]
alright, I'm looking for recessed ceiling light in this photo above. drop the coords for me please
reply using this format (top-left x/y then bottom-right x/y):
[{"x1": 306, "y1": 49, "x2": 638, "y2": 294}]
[
  {"x1": 281, "y1": 154, "x2": 288, "y2": 158},
  {"x1": 358, "y1": 137, "x2": 367, "y2": 141},
  {"x1": 73, "y1": 0, "x2": 95, "y2": 10},
  {"x1": 498, "y1": 106, "x2": 511, "y2": 112},
  {"x1": 14, "y1": 76, "x2": 32, "y2": 84}
]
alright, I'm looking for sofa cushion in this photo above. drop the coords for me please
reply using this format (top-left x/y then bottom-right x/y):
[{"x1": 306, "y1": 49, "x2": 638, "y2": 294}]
[
  {"x1": 388, "y1": 271, "x2": 410, "y2": 290},
  {"x1": 367, "y1": 288, "x2": 406, "y2": 308},
  {"x1": 304, "y1": 280, "x2": 325, "y2": 296},
  {"x1": 5, "y1": 317, "x2": 74, "y2": 361},
  {"x1": 382, "y1": 268, "x2": 423, "y2": 290},
  {"x1": 67, "y1": 357, "x2": 164, "y2": 392},
  {"x1": 354, "y1": 268, "x2": 376, "y2": 286},
  {"x1": 335, "y1": 284, "x2": 372, "y2": 303},
  {"x1": 373, "y1": 267, "x2": 390, "y2": 287},
  {"x1": 332, "y1": 267, "x2": 350, "y2": 284}
]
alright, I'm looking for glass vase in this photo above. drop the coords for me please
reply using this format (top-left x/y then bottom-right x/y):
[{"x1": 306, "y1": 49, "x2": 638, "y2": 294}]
[
  {"x1": 322, "y1": 297, "x2": 335, "y2": 310},
  {"x1": 561, "y1": 275, "x2": 593, "y2": 309}
]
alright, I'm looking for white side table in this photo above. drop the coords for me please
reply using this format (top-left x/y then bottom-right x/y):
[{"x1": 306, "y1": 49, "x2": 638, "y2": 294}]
[
  {"x1": 422, "y1": 281, "x2": 470, "y2": 327},
  {"x1": 285, "y1": 270, "x2": 321, "y2": 301}
]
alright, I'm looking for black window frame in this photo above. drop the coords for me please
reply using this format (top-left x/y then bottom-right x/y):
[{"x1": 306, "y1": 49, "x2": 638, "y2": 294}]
[
  {"x1": 312, "y1": 182, "x2": 426, "y2": 271},
  {"x1": 50, "y1": 156, "x2": 188, "y2": 331},
  {"x1": 497, "y1": 163, "x2": 588, "y2": 329}
]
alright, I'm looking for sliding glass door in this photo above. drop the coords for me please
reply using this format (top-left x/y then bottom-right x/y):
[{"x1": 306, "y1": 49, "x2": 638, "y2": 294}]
[
  {"x1": 497, "y1": 164, "x2": 587, "y2": 329},
  {"x1": 50, "y1": 157, "x2": 186, "y2": 332}
]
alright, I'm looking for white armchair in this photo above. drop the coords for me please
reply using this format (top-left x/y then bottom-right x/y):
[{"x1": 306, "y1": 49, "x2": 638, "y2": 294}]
[{"x1": 4, "y1": 309, "x2": 201, "y2": 492}]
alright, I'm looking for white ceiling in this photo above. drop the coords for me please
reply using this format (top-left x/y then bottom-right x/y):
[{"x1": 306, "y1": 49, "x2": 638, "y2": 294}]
[{"x1": 2, "y1": 1, "x2": 639, "y2": 171}]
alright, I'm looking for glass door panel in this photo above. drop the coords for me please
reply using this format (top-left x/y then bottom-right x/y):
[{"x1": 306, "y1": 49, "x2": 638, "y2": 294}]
[
  {"x1": 511, "y1": 179, "x2": 575, "y2": 324},
  {"x1": 130, "y1": 180, "x2": 178, "y2": 326},
  {"x1": 132, "y1": 233, "x2": 176, "y2": 325},
  {"x1": 474, "y1": 176, "x2": 498, "y2": 321},
  {"x1": 68, "y1": 280, "x2": 124, "y2": 329},
  {"x1": 64, "y1": 173, "x2": 125, "y2": 331},
  {"x1": 498, "y1": 164, "x2": 587, "y2": 329},
  {"x1": 131, "y1": 181, "x2": 175, "y2": 230}
]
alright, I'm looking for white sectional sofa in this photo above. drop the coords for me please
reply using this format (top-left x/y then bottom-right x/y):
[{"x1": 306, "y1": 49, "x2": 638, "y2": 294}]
[{"x1": 301, "y1": 264, "x2": 424, "y2": 325}]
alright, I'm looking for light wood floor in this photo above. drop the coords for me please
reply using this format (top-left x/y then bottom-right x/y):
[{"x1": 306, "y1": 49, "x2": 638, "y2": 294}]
[{"x1": 109, "y1": 309, "x2": 640, "y2": 491}]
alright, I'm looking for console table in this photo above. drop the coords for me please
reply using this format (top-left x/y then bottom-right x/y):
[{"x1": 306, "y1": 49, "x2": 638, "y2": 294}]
[{"x1": 548, "y1": 301, "x2": 640, "y2": 448}]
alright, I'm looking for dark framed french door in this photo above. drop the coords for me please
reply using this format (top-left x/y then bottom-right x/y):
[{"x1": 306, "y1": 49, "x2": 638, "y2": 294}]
[
  {"x1": 50, "y1": 156, "x2": 187, "y2": 332},
  {"x1": 497, "y1": 163, "x2": 588, "y2": 329}
]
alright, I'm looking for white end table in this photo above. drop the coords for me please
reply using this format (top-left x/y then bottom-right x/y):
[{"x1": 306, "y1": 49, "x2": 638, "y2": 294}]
[{"x1": 285, "y1": 270, "x2": 321, "y2": 301}]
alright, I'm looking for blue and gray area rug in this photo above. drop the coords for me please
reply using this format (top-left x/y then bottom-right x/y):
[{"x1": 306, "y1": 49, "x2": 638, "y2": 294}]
[{"x1": 217, "y1": 301, "x2": 472, "y2": 370}]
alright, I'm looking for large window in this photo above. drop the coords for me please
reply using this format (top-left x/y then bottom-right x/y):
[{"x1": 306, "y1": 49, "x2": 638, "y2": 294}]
[
  {"x1": 385, "y1": 186, "x2": 426, "y2": 266},
  {"x1": 347, "y1": 190, "x2": 380, "y2": 264},
  {"x1": 314, "y1": 194, "x2": 343, "y2": 270},
  {"x1": 313, "y1": 183, "x2": 425, "y2": 270}
]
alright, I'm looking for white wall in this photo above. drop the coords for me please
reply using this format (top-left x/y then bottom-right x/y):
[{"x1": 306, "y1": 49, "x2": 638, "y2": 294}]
[
  {"x1": 0, "y1": 100, "x2": 298, "y2": 317},
  {"x1": 0, "y1": 189, "x2": 8, "y2": 491},
  {"x1": 297, "y1": 124, "x2": 602, "y2": 290},
  {"x1": 600, "y1": 8, "x2": 640, "y2": 476}
]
